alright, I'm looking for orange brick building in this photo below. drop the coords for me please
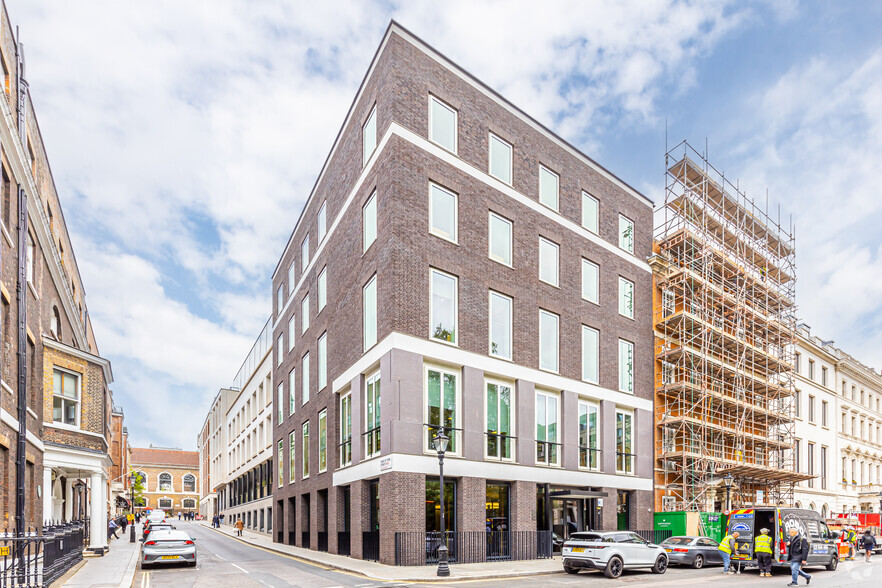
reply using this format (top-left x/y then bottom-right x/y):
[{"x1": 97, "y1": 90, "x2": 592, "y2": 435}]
[{"x1": 131, "y1": 447, "x2": 199, "y2": 515}]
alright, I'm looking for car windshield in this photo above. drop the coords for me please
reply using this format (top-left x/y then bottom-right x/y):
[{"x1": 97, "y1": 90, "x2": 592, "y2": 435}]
[
  {"x1": 148, "y1": 531, "x2": 190, "y2": 541},
  {"x1": 569, "y1": 533, "x2": 604, "y2": 541},
  {"x1": 662, "y1": 537, "x2": 694, "y2": 545}
]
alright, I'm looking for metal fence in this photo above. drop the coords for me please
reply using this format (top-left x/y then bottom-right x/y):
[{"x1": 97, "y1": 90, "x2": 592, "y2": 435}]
[
  {"x1": 337, "y1": 532, "x2": 350, "y2": 557},
  {"x1": 362, "y1": 532, "x2": 380, "y2": 561},
  {"x1": 0, "y1": 520, "x2": 87, "y2": 587},
  {"x1": 633, "y1": 529, "x2": 673, "y2": 544},
  {"x1": 394, "y1": 531, "x2": 553, "y2": 566}
]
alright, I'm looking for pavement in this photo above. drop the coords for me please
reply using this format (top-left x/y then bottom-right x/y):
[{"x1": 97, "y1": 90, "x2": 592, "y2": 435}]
[{"x1": 62, "y1": 525, "x2": 140, "y2": 588}]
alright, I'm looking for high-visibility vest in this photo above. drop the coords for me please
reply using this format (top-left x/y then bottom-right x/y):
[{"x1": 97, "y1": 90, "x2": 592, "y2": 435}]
[
  {"x1": 848, "y1": 530, "x2": 857, "y2": 542},
  {"x1": 719, "y1": 535, "x2": 735, "y2": 554},
  {"x1": 755, "y1": 534, "x2": 773, "y2": 554}
]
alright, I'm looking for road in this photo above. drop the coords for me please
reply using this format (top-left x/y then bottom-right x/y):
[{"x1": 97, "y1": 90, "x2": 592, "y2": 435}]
[{"x1": 135, "y1": 522, "x2": 882, "y2": 587}]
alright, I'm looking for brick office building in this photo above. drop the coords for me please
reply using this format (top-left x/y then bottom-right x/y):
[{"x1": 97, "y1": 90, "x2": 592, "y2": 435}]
[
  {"x1": 131, "y1": 447, "x2": 199, "y2": 515},
  {"x1": 271, "y1": 22, "x2": 654, "y2": 564}
]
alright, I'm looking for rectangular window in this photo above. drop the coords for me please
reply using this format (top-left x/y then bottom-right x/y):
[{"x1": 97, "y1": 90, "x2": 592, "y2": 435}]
[
  {"x1": 581, "y1": 259, "x2": 599, "y2": 303},
  {"x1": 618, "y1": 277, "x2": 634, "y2": 318},
  {"x1": 488, "y1": 212, "x2": 512, "y2": 266},
  {"x1": 288, "y1": 432, "x2": 296, "y2": 483},
  {"x1": 362, "y1": 106, "x2": 377, "y2": 166},
  {"x1": 539, "y1": 165, "x2": 559, "y2": 211},
  {"x1": 277, "y1": 336, "x2": 283, "y2": 366},
  {"x1": 485, "y1": 380, "x2": 513, "y2": 460},
  {"x1": 317, "y1": 267, "x2": 327, "y2": 312},
  {"x1": 426, "y1": 366, "x2": 458, "y2": 453},
  {"x1": 581, "y1": 325, "x2": 599, "y2": 384},
  {"x1": 302, "y1": 352, "x2": 310, "y2": 405},
  {"x1": 363, "y1": 275, "x2": 377, "y2": 350},
  {"x1": 363, "y1": 191, "x2": 377, "y2": 252},
  {"x1": 794, "y1": 439, "x2": 801, "y2": 472},
  {"x1": 429, "y1": 183, "x2": 457, "y2": 243},
  {"x1": 301, "y1": 235, "x2": 310, "y2": 270},
  {"x1": 317, "y1": 333, "x2": 327, "y2": 390},
  {"x1": 582, "y1": 191, "x2": 599, "y2": 234},
  {"x1": 429, "y1": 96, "x2": 457, "y2": 153},
  {"x1": 579, "y1": 401, "x2": 599, "y2": 469},
  {"x1": 301, "y1": 294, "x2": 310, "y2": 334},
  {"x1": 26, "y1": 234, "x2": 34, "y2": 284},
  {"x1": 539, "y1": 310, "x2": 559, "y2": 373},
  {"x1": 821, "y1": 446, "x2": 827, "y2": 489},
  {"x1": 821, "y1": 400, "x2": 828, "y2": 427},
  {"x1": 302, "y1": 421, "x2": 310, "y2": 479},
  {"x1": 52, "y1": 369, "x2": 79, "y2": 426},
  {"x1": 807, "y1": 442, "x2": 815, "y2": 487},
  {"x1": 288, "y1": 263, "x2": 296, "y2": 297},
  {"x1": 278, "y1": 441, "x2": 284, "y2": 487},
  {"x1": 277, "y1": 383, "x2": 283, "y2": 424},
  {"x1": 808, "y1": 395, "x2": 815, "y2": 423},
  {"x1": 535, "y1": 391, "x2": 559, "y2": 466},
  {"x1": 794, "y1": 352, "x2": 801, "y2": 373},
  {"x1": 277, "y1": 285, "x2": 284, "y2": 315},
  {"x1": 618, "y1": 214, "x2": 634, "y2": 253},
  {"x1": 616, "y1": 410, "x2": 634, "y2": 474},
  {"x1": 488, "y1": 133, "x2": 512, "y2": 184},
  {"x1": 618, "y1": 339, "x2": 634, "y2": 393},
  {"x1": 821, "y1": 366, "x2": 828, "y2": 387},
  {"x1": 318, "y1": 409, "x2": 327, "y2": 473},
  {"x1": 365, "y1": 372, "x2": 381, "y2": 458},
  {"x1": 340, "y1": 392, "x2": 352, "y2": 467},
  {"x1": 317, "y1": 202, "x2": 327, "y2": 243},
  {"x1": 539, "y1": 237, "x2": 559, "y2": 287},
  {"x1": 288, "y1": 369, "x2": 296, "y2": 415},
  {"x1": 430, "y1": 269, "x2": 457, "y2": 344},
  {"x1": 795, "y1": 390, "x2": 801, "y2": 418},
  {"x1": 288, "y1": 316, "x2": 296, "y2": 351},
  {"x1": 808, "y1": 359, "x2": 815, "y2": 380},
  {"x1": 488, "y1": 291, "x2": 512, "y2": 360}
]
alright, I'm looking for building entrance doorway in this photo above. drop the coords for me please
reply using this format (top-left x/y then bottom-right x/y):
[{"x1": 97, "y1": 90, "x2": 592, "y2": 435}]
[{"x1": 548, "y1": 488, "x2": 606, "y2": 541}]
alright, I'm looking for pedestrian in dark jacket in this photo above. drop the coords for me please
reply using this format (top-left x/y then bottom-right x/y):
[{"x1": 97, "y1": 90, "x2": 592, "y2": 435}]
[
  {"x1": 786, "y1": 528, "x2": 811, "y2": 586},
  {"x1": 862, "y1": 530, "x2": 876, "y2": 562}
]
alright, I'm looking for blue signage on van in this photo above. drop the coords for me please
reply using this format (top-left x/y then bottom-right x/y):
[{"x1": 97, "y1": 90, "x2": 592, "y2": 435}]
[
  {"x1": 731, "y1": 513, "x2": 753, "y2": 519},
  {"x1": 731, "y1": 523, "x2": 751, "y2": 532}
]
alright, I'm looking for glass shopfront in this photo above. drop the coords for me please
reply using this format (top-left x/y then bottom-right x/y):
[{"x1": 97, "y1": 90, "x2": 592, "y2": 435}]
[{"x1": 425, "y1": 478, "x2": 456, "y2": 532}]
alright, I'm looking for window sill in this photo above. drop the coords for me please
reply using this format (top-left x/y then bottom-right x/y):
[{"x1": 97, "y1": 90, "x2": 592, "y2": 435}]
[
  {"x1": 489, "y1": 353, "x2": 513, "y2": 362},
  {"x1": 430, "y1": 337, "x2": 458, "y2": 348},
  {"x1": 535, "y1": 462, "x2": 561, "y2": 469},
  {"x1": 429, "y1": 231, "x2": 458, "y2": 246},
  {"x1": 539, "y1": 280, "x2": 560, "y2": 289},
  {"x1": 581, "y1": 297, "x2": 600, "y2": 306},
  {"x1": 488, "y1": 257, "x2": 513, "y2": 269},
  {"x1": 27, "y1": 280, "x2": 39, "y2": 300}
]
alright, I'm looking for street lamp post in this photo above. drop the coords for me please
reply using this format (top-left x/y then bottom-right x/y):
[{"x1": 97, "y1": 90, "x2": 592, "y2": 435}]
[
  {"x1": 724, "y1": 474, "x2": 733, "y2": 513},
  {"x1": 433, "y1": 431, "x2": 450, "y2": 577},
  {"x1": 128, "y1": 475, "x2": 136, "y2": 543}
]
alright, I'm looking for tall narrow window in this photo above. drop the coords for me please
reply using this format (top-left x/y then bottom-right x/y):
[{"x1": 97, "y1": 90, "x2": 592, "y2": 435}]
[
  {"x1": 340, "y1": 392, "x2": 352, "y2": 467},
  {"x1": 363, "y1": 191, "x2": 377, "y2": 252},
  {"x1": 539, "y1": 166, "x2": 559, "y2": 211},
  {"x1": 581, "y1": 326, "x2": 599, "y2": 384},
  {"x1": 363, "y1": 275, "x2": 377, "y2": 350},
  {"x1": 582, "y1": 259, "x2": 599, "y2": 303},
  {"x1": 26, "y1": 234, "x2": 34, "y2": 284},
  {"x1": 288, "y1": 263, "x2": 296, "y2": 297},
  {"x1": 426, "y1": 366, "x2": 458, "y2": 453},
  {"x1": 539, "y1": 238, "x2": 559, "y2": 287},
  {"x1": 365, "y1": 372, "x2": 381, "y2": 458},
  {"x1": 429, "y1": 183, "x2": 457, "y2": 243},
  {"x1": 301, "y1": 352, "x2": 310, "y2": 405},
  {"x1": 318, "y1": 333, "x2": 327, "y2": 390},
  {"x1": 318, "y1": 409, "x2": 327, "y2": 473},
  {"x1": 52, "y1": 369, "x2": 79, "y2": 426},
  {"x1": 302, "y1": 421, "x2": 310, "y2": 479},
  {"x1": 618, "y1": 215, "x2": 634, "y2": 253},
  {"x1": 821, "y1": 400, "x2": 828, "y2": 427},
  {"x1": 277, "y1": 336, "x2": 283, "y2": 366},
  {"x1": 278, "y1": 441, "x2": 284, "y2": 487},
  {"x1": 301, "y1": 235, "x2": 310, "y2": 270},
  {"x1": 288, "y1": 369, "x2": 296, "y2": 415},
  {"x1": 362, "y1": 106, "x2": 377, "y2": 166},
  {"x1": 430, "y1": 269, "x2": 457, "y2": 344},
  {"x1": 539, "y1": 310, "x2": 559, "y2": 373},
  {"x1": 535, "y1": 391, "x2": 559, "y2": 466},
  {"x1": 486, "y1": 380, "x2": 513, "y2": 460},
  {"x1": 489, "y1": 133, "x2": 512, "y2": 184},
  {"x1": 288, "y1": 316, "x2": 296, "y2": 351},
  {"x1": 579, "y1": 401, "x2": 599, "y2": 469},
  {"x1": 618, "y1": 339, "x2": 634, "y2": 393},
  {"x1": 489, "y1": 291, "x2": 512, "y2": 360},
  {"x1": 277, "y1": 383, "x2": 283, "y2": 424},
  {"x1": 288, "y1": 432, "x2": 296, "y2": 483},
  {"x1": 582, "y1": 191, "x2": 599, "y2": 233},
  {"x1": 488, "y1": 212, "x2": 512, "y2": 266},
  {"x1": 301, "y1": 294, "x2": 310, "y2": 334},
  {"x1": 429, "y1": 96, "x2": 457, "y2": 153},
  {"x1": 277, "y1": 285, "x2": 283, "y2": 315},
  {"x1": 616, "y1": 410, "x2": 634, "y2": 474},
  {"x1": 619, "y1": 277, "x2": 634, "y2": 318},
  {"x1": 820, "y1": 446, "x2": 827, "y2": 489},
  {"x1": 317, "y1": 267, "x2": 327, "y2": 311},
  {"x1": 317, "y1": 202, "x2": 327, "y2": 243}
]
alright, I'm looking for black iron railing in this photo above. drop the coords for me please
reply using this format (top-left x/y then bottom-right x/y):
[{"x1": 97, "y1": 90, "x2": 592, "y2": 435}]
[
  {"x1": 0, "y1": 520, "x2": 87, "y2": 587},
  {"x1": 301, "y1": 532, "x2": 310, "y2": 549},
  {"x1": 394, "y1": 531, "x2": 553, "y2": 566},
  {"x1": 338, "y1": 439, "x2": 352, "y2": 467},
  {"x1": 578, "y1": 446, "x2": 601, "y2": 469},
  {"x1": 633, "y1": 529, "x2": 673, "y2": 544},
  {"x1": 337, "y1": 532, "x2": 350, "y2": 556},
  {"x1": 485, "y1": 432, "x2": 516, "y2": 460},
  {"x1": 616, "y1": 451, "x2": 637, "y2": 474},
  {"x1": 363, "y1": 531, "x2": 380, "y2": 561},
  {"x1": 317, "y1": 532, "x2": 328, "y2": 552},
  {"x1": 287, "y1": 531, "x2": 295, "y2": 546},
  {"x1": 535, "y1": 441, "x2": 561, "y2": 465},
  {"x1": 363, "y1": 427, "x2": 381, "y2": 458}
]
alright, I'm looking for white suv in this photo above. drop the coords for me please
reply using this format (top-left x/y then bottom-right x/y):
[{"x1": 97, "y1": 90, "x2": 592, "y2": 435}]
[{"x1": 561, "y1": 531, "x2": 668, "y2": 578}]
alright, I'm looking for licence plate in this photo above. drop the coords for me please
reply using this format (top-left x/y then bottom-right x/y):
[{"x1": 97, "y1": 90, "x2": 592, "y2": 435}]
[
  {"x1": 572, "y1": 547, "x2": 585, "y2": 553},
  {"x1": 160, "y1": 555, "x2": 179, "y2": 560}
]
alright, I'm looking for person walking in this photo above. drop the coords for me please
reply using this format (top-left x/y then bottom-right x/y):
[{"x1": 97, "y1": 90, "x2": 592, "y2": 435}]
[
  {"x1": 861, "y1": 529, "x2": 876, "y2": 562},
  {"x1": 786, "y1": 527, "x2": 811, "y2": 586},
  {"x1": 235, "y1": 518, "x2": 244, "y2": 537},
  {"x1": 108, "y1": 518, "x2": 119, "y2": 541},
  {"x1": 718, "y1": 531, "x2": 739, "y2": 574},
  {"x1": 212, "y1": 514, "x2": 219, "y2": 528},
  {"x1": 755, "y1": 528, "x2": 774, "y2": 577},
  {"x1": 847, "y1": 526, "x2": 858, "y2": 560}
]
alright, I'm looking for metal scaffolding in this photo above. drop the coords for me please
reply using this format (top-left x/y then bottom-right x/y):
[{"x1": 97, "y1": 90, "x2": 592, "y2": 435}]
[{"x1": 651, "y1": 141, "x2": 808, "y2": 512}]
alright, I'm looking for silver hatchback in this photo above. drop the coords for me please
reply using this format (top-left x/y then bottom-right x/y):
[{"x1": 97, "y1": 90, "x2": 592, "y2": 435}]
[{"x1": 141, "y1": 530, "x2": 197, "y2": 568}]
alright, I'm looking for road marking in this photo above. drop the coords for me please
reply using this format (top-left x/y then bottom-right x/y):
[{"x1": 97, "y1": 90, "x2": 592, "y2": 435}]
[
  {"x1": 214, "y1": 553, "x2": 226, "y2": 560},
  {"x1": 232, "y1": 563, "x2": 249, "y2": 574}
]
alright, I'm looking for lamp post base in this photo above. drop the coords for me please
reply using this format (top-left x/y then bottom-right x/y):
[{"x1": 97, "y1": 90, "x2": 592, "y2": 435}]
[{"x1": 437, "y1": 544, "x2": 450, "y2": 577}]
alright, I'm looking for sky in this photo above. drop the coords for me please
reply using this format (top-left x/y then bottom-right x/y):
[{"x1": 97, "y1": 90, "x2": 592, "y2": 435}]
[{"x1": 8, "y1": 0, "x2": 882, "y2": 450}]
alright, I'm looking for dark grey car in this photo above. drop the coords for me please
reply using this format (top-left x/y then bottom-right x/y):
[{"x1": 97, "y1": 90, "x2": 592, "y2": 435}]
[{"x1": 660, "y1": 536, "x2": 723, "y2": 568}]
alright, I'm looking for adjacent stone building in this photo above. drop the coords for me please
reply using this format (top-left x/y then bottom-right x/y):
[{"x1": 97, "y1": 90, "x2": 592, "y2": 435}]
[
  {"x1": 270, "y1": 22, "x2": 654, "y2": 564},
  {"x1": 131, "y1": 446, "x2": 199, "y2": 515}
]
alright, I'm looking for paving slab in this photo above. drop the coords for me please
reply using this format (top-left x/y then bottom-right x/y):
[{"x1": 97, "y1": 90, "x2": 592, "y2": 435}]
[{"x1": 63, "y1": 526, "x2": 140, "y2": 588}]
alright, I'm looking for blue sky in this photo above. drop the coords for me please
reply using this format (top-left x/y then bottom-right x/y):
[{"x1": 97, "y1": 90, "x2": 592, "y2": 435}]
[{"x1": 9, "y1": 0, "x2": 882, "y2": 449}]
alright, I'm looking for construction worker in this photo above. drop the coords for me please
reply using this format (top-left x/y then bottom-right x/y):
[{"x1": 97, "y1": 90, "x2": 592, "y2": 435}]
[
  {"x1": 755, "y1": 528, "x2": 774, "y2": 577},
  {"x1": 718, "y1": 530, "x2": 739, "y2": 574},
  {"x1": 847, "y1": 526, "x2": 858, "y2": 560}
]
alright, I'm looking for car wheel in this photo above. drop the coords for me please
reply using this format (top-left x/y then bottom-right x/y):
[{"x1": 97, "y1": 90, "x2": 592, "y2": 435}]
[
  {"x1": 691, "y1": 554, "x2": 705, "y2": 569},
  {"x1": 604, "y1": 556, "x2": 624, "y2": 579},
  {"x1": 652, "y1": 555, "x2": 668, "y2": 574},
  {"x1": 563, "y1": 564, "x2": 579, "y2": 574},
  {"x1": 826, "y1": 556, "x2": 838, "y2": 571}
]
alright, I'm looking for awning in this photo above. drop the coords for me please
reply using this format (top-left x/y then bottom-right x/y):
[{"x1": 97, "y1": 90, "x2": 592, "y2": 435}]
[
  {"x1": 550, "y1": 490, "x2": 609, "y2": 500},
  {"x1": 115, "y1": 495, "x2": 130, "y2": 506}
]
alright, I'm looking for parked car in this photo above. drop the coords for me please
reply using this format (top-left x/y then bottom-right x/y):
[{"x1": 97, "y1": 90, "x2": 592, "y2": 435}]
[
  {"x1": 142, "y1": 522, "x2": 174, "y2": 542},
  {"x1": 141, "y1": 530, "x2": 197, "y2": 568},
  {"x1": 561, "y1": 531, "x2": 668, "y2": 578},
  {"x1": 660, "y1": 536, "x2": 723, "y2": 568}
]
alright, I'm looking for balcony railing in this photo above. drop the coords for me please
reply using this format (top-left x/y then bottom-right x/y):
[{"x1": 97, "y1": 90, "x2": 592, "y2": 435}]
[
  {"x1": 616, "y1": 452, "x2": 636, "y2": 474},
  {"x1": 579, "y1": 446, "x2": 601, "y2": 469},
  {"x1": 363, "y1": 427, "x2": 381, "y2": 458},
  {"x1": 485, "y1": 432, "x2": 516, "y2": 461},
  {"x1": 536, "y1": 441, "x2": 561, "y2": 466}
]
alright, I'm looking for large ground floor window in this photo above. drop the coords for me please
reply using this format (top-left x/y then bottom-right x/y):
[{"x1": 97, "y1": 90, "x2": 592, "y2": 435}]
[
  {"x1": 425, "y1": 478, "x2": 456, "y2": 532},
  {"x1": 486, "y1": 483, "x2": 509, "y2": 533}
]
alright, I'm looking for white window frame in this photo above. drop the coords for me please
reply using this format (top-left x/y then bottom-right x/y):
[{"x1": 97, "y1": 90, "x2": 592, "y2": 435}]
[
  {"x1": 488, "y1": 291, "x2": 513, "y2": 361},
  {"x1": 581, "y1": 258, "x2": 599, "y2": 304},
  {"x1": 318, "y1": 332, "x2": 327, "y2": 390},
  {"x1": 317, "y1": 266, "x2": 327, "y2": 312},
  {"x1": 428, "y1": 182, "x2": 458, "y2": 244},
  {"x1": 317, "y1": 201, "x2": 327, "y2": 243},
  {"x1": 535, "y1": 389, "x2": 560, "y2": 466},
  {"x1": 362, "y1": 106, "x2": 377, "y2": 167},
  {"x1": 363, "y1": 190, "x2": 377, "y2": 252},
  {"x1": 318, "y1": 409, "x2": 328, "y2": 474},
  {"x1": 615, "y1": 408, "x2": 635, "y2": 474},
  {"x1": 618, "y1": 339, "x2": 634, "y2": 393},
  {"x1": 428, "y1": 95, "x2": 457, "y2": 154},
  {"x1": 26, "y1": 233, "x2": 34, "y2": 284},
  {"x1": 619, "y1": 277, "x2": 634, "y2": 319},
  {"x1": 277, "y1": 383, "x2": 283, "y2": 424},
  {"x1": 484, "y1": 378, "x2": 515, "y2": 461},
  {"x1": 340, "y1": 391, "x2": 352, "y2": 467},
  {"x1": 288, "y1": 316, "x2": 296, "y2": 351},
  {"x1": 429, "y1": 268, "x2": 458, "y2": 346},
  {"x1": 301, "y1": 294, "x2": 310, "y2": 334},
  {"x1": 52, "y1": 367, "x2": 80, "y2": 428},
  {"x1": 488, "y1": 212, "x2": 513, "y2": 267},
  {"x1": 365, "y1": 371, "x2": 381, "y2": 459},
  {"x1": 301, "y1": 235, "x2": 310, "y2": 270},
  {"x1": 619, "y1": 214, "x2": 634, "y2": 253},
  {"x1": 582, "y1": 191, "x2": 599, "y2": 234},
  {"x1": 302, "y1": 421, "x2": 310, "y2": 479},
  {"x1": 539, "y1": 237, "x2": 559, "y2": 287},
  {"x1": 277, "y1": 336, "x2": 283, "y2": 367},
  {"x1": 302, "y1": 352, "x2": 310, "y2": 405},
  {"x1": 539, "y1": 165, "x2": 559, "y2": 211},
  {"x1": 581, "y1": 325, "x2": 599, "y2": 384},
  {"x1": 276, "y1": 285, "x2": 283, "y2": 315},
  {"x1": 539, "y1": 309, "x2": 559, "y2": 374},
  {"x1": 423, "y1": 364, "x2": 461, "y2": 455},
  {"x1": 363, "y1": 274, "x2": 377, "y2": 350},
  {"x1": 578, "y1": 400, "x2": 600, "y2": 471},
  {"x1": 488, "y1": 132, "x2": 512, "y2": 185},
  {"x1": 288, "y1": 369, "x2": 296, "y2": 415},
  {"x1": 288, "y1": 432, "x2": 296, "y2": 483},
  {"x1": 158, "y1": 472, "x2": 173, "y2": 493},
  {"x1": 288, "y1": 263, "x2": 296, "y2": 298}
]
